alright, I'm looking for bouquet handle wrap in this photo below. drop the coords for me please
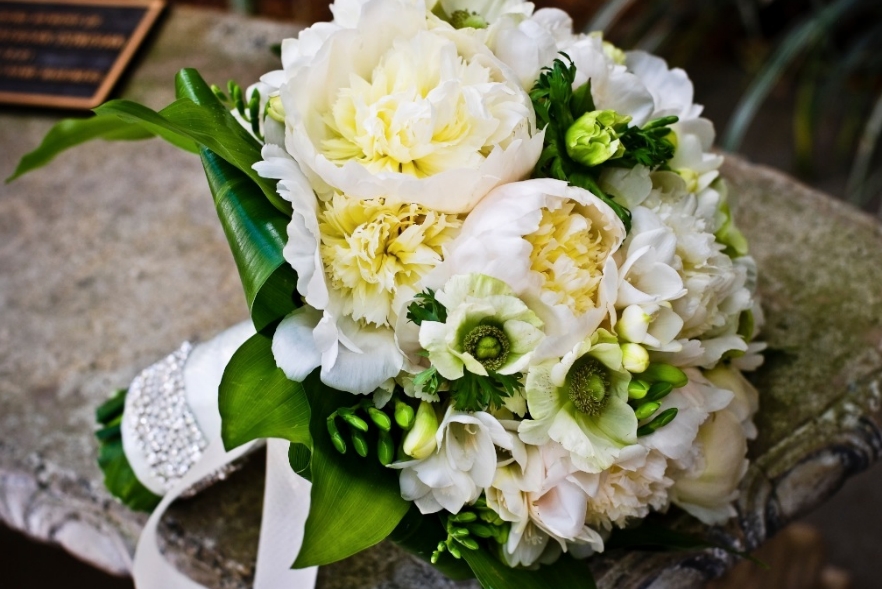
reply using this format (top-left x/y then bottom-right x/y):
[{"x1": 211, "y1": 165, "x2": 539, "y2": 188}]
[{"x1": 120, "y1": 323, "x2": 318, "y2": 589}]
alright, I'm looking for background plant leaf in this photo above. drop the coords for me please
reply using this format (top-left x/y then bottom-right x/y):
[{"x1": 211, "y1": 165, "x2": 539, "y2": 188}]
[
  {"x1": 219, "y1": 331, "x2": 311, "y2": 450},
  {"x1": 6, "y1": 113, "x2": 196, "y2": 182},
  {"x1": 201, "y1": 148, "x2": 298, "y2": 330},
  {"x1": 293, "y1": 373, "x2": 410, "y2": 568},
  {"x1": 461, "y1": 546, "x2": 597, "y2": 589}
]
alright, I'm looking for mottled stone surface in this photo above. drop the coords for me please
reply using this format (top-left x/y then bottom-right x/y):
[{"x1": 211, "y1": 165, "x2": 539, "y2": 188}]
[{"x1": 1, "y1": 6, "x2": 881, "y2": 589}]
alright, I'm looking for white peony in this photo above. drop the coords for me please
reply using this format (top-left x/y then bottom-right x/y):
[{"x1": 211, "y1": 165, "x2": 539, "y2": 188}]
[
  {"x1": 429, "y1": 178, "x2": 626, "y2": 359},
  {"x1": 278, "y1": 0, "x2": 542, "y2": 214},
  {"x1": 668, "y1": 408, "x2": 748, "y2": 525},
  {"x1": 391, "y1": 406, "x2": 515, "y2": 514}
]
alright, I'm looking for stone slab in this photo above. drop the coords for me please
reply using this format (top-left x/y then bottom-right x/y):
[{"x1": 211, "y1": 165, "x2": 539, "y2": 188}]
[{"x1": 1, "y1": 6, "x2": 881, "y2": 589}]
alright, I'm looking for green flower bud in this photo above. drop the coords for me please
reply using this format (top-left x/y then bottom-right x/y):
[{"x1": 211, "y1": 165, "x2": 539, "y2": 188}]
[
  {"x1": 645, "y1": 381, "x2": 674, "y2": 402},
  {"x1": 565, "y1": 110, "x2": 631, "y2": 167},
  {"x1": 368, "y1": 407, "x2": 392, "y2": 432},
  {"x1": 338, "y1": 408, "x2": 369, "y2": 432},
  {"x1": 628, "y1": 379, "x2": 651, "y2": 400},
  {"x1": 267, "y1": 95, "x2": 285, "y2": 123},
  {"x1": 621, "y1": 343, "x2": 650, "y2": 373},
  {"x1": 637, "y1": 407, "x2": 679, "y2": 436},
  {"x1": 327, "y1": 417, "x2": 346, "y2": 454},
  {"x1": 377, "y1": 430, "x2": 394, "y2": 466},
  {"x1": 394, "y1": 400, "x2": 415, "y2": 430},
  {"x1": 402, "y1": 401, "x2": 439, "y2": 459},
  {"x1": 640, "y1": 363, "x2": 688, "y2": 388},
  {"x1": 634, "y1": 401, "x2": 661, "y2": 420},
  {"x1": 351, "y1": 429, "x2": 369, "y2": 458},
  {"x1": 469, "y1": 524, "x2": 493, "y2": 538},
  {"x1": 451, "y1": 512, "x2": 477, "y2": 523}
]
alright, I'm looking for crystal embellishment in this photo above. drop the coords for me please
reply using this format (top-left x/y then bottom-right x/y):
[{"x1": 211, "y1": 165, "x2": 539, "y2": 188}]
[{"x1": 126, "y1": 342, "x2": 208, "y2": 492}]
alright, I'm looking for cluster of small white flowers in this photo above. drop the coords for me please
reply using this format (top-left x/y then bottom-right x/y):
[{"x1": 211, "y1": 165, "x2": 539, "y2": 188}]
[{"x1": 250, "y1": 0, "x2": 763, "y2": 568}]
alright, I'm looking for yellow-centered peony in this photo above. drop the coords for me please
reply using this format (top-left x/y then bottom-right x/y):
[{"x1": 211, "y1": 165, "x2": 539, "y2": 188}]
[
  {"x1": 318, "y1": 194, "x2": 461, "y2": 327},
  {"x1": 320, "y1": 32, "x2": 509, "y2": 177},
  {"x1": 525, "y1": 202, "x2": 610, "y2": 314}
]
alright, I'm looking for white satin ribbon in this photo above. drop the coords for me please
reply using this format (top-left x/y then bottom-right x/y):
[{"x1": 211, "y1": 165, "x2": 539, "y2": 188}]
[{"x1": 126, "y1": 323, "x2": 319, "y2": 589}]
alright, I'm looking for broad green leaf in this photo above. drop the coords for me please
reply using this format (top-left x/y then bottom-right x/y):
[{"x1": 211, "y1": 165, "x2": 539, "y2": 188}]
[
  {"x1": 219, "y1": 331, "x2": 311, "y2": 450},
  {"x1": 201, "y1": 149, "x2": 298, "y2": 330},
  {"x1": 6, "y1": 114, "x2": 197, "y2": 182},
  {"x1": 294, "y1": 374, "x2": 410, "y2": 568},
  {"x1": 462, "y1": 547, "x2": 596, "y2": 589},
  {"x1": 93, "y1": 97, "x2": 290, "y2": 214},
  {"x1": 390, "y1": 506, "x2": 475, "y2": 581},
  {"x1": 95, "y1": 389, "x2": 161, "y2": 512}
]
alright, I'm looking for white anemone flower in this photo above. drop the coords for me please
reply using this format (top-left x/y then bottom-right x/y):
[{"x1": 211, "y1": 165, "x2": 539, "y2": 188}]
[
  {"x1": 278, "y1": 0, "x2": 542, "y2": 214},
  {"x1": 391, "y1": 406, "x2": 515, "y2": 514},
  {"x1": 519, "y1": 329, "x2": 638, "y2": 473},
  {"x1": 429, "y1": 178, "x2": 626, "y2": 359},
  {"x1": 419, "y1": 274, "x2": 545, "y2": 380}
]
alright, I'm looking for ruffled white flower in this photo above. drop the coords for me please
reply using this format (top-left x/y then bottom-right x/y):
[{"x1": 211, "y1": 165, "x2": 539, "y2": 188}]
[
  {"x1": 391, "y1": 406, "x2": 515, "y2": 513},
  {"x1": 603, "y1": 171, "x2": 753, "y2": 366},
  {"x1": 519, "y1": 329, "x2": 637, "y2": 473},
  {"x1": 625, "y1": 51, "x2": 723, "y2": 194},
  {"x1": 278, "y1": 0, "x2": 542, "y2": 214},
  {"x1": 703, "y1": 364, "x2": 760, "y2": 440},
  {"x1": 570, "y1": 445, "x2": 673, "y2": 531},
  {"x1": 430, "y1": 178, "x2": 626, "y2": 359},
  {"x1": 420, "y1": 274, "x2": 545, "y2": 380},
  {"x1": 257, "y1": 145, "x2": 460, "y2": 394},
  {"x1": 668, "y1": 408, "x2": 748, "y2": 525}
]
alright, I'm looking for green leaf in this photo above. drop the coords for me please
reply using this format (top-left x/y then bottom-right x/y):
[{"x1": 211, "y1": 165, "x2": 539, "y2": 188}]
[
  {"x1": 461, "y1": 547, "x2": 596, "y2": 589},
  {"x1": 219, "y1": 331, "x2": 312, "y2": 450},
  {"x1": 201, "y1": 149, "x2": 298, "y2": 331},
  {"x1": 6, "y1": 114, "x2": 197, "y2": 182},
  {"x1": 294, "y1": 373, "x2": 410, "y2": 568},
  {"x1": 95, "y1": 389, "x2": 161, "y2": 512}
]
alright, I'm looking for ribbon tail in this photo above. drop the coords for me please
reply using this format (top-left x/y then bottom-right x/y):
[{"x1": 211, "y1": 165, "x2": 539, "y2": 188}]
[
  {"x1": 254, "y1": 439, "x2": 318, "y2": 589},
  {"x1": 132, "y1": 440, "x2": 256, "y2": 589}
]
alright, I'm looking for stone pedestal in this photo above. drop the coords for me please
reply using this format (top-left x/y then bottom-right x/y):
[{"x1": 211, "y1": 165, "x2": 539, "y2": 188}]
[{"x1": 1, "y1": 6, "x2": 880, "y2": 589}]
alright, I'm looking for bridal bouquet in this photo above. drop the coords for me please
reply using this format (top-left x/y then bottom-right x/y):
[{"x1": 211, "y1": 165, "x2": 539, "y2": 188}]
[{"x1": 14, "y1": 0, "x2": 764, "y2": 586}]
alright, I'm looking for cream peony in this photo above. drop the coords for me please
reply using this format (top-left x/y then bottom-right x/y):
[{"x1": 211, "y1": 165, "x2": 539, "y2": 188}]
[
  {"x1": 429, "y1": 178, "x2": 626, "y2": 359},
  {"x1": 668, "y1": 409, "x2": 748, "y2": 525},
  {"x1": 279, "y1": 0, "x2": 542, "y2": 214}
]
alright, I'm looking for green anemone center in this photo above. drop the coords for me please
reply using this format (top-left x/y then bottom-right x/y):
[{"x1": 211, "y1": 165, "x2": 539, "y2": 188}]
[
  {"x1": 463, "y1": 324, "x2": 509, "y2": 372},
  {"x1": 568, "y1": 358, "x2": 610, "y2": 416}
]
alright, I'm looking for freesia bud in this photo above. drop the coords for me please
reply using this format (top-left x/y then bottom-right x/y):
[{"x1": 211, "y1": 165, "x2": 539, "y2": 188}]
[
  {"x1": 616, "y1": 305, "x2": 651, "y2": 343},
  {"x1": 641, "y1": 363, "x2": 689, "y2": 388},
  {"x1": 565, "y1": 110, "x2": 630, "y2": 167},
  {"x1": 402, "y1": 401, "x2": 439, "y2": 459},
  {"x1": 628, "y1": 379, "x2": 650, "y2": 400},
  {"x1": 621, "y1": 343, "x2": 650, "y2": 373},
  {"x1": 267, "y1": 95, "x2": 285, "y2": 123}
]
